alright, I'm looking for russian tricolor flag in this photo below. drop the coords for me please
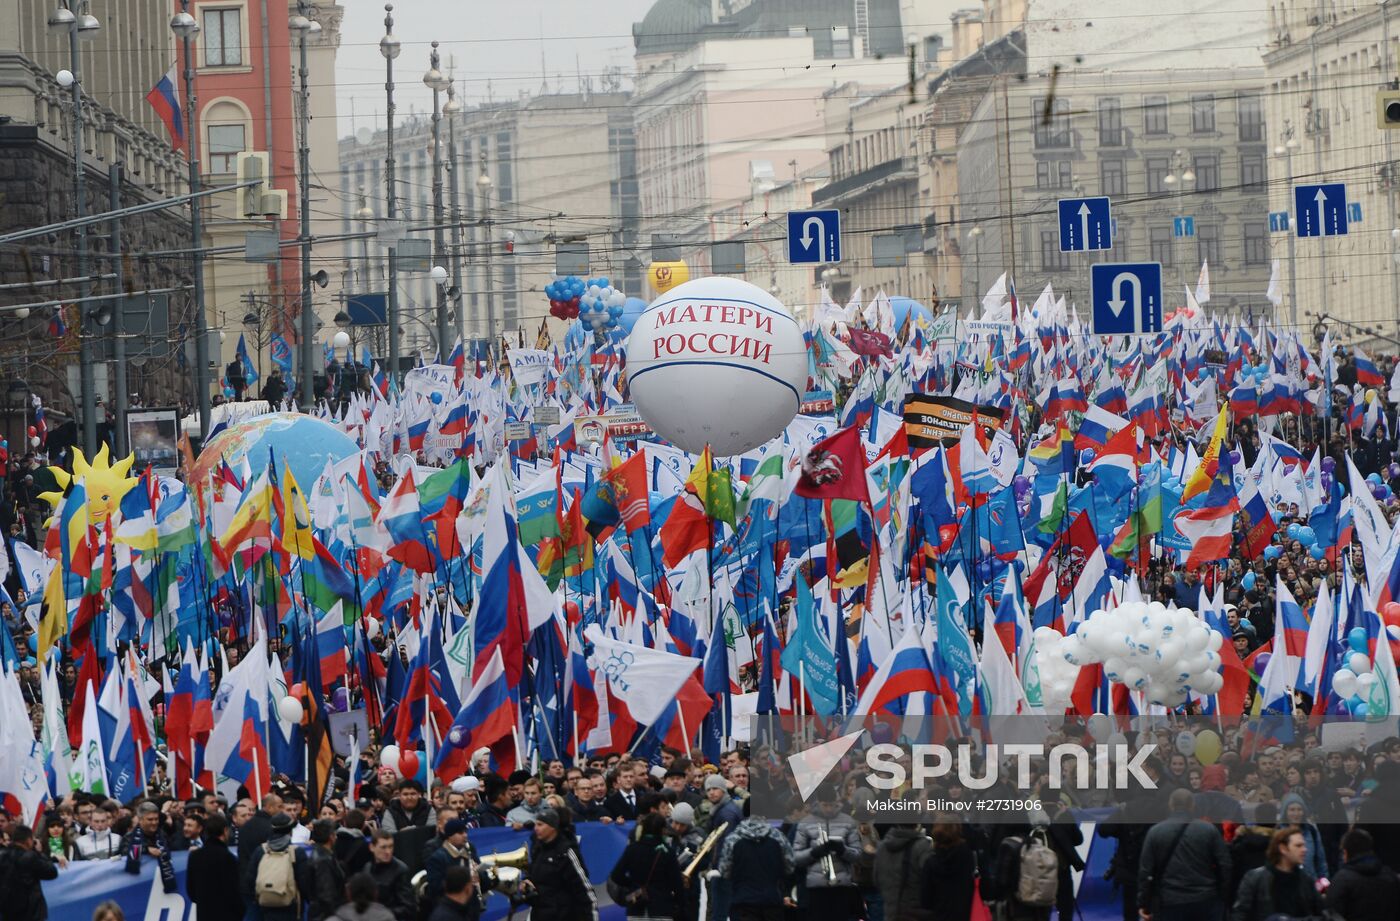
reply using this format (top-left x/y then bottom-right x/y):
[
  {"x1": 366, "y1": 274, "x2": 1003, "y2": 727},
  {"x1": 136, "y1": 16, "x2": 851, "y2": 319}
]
[
  {"x1": 145, "y1": 65, "x2": 185, "y2": 150},
  {"x1": 434, "y1": 647, "x2": 517, "y2": 781}
]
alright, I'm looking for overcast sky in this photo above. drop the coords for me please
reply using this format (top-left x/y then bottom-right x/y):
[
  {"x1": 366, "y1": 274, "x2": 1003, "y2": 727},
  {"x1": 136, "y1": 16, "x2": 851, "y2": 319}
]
[{"x1": 334, "y1": 0, "x2": 656, "y2": 140}]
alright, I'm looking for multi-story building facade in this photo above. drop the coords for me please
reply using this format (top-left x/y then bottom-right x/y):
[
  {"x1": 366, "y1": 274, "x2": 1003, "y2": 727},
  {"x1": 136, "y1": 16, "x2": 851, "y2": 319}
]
[
  {"x1": 339, "y1": 90, "x2": 640, "y2": 355},
  {"x1": 1263, "y1": 0, "x2": 1400, "y2": 339},
  {"x1": 956, "y1": 0, "x2": 1274, "y2": 316},
  {"x1": 0, "y1": 0, "x2": 191, "y2": 422},
  {"x1": 629, "y1": 0, "x2": 909, "y2": 301},
  {"x1": 193, "y1": 0, "x2": 344, "y2": 388}
]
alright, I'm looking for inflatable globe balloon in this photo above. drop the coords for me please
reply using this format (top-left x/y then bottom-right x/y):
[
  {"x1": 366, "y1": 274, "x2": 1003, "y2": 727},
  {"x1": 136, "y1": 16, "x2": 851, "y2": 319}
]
[
  {"x1": 889, "y1": 296, "x2": 933, "y2": 333},
  {"x1": 627, "y1": 277, "x2": 808, "y2": 456},
  {"x1": 190, "y1": 412, "x2": 359, "y2": 503},
  {"x1": 617, "y1": 296, "x2": 649, "y2": 335}
]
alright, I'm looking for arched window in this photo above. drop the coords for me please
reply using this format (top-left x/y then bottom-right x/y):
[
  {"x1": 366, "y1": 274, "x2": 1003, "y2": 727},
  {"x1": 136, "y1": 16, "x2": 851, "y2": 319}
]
[{"x1": 204, "y1": 98, "x2": 252, "y2": 175}]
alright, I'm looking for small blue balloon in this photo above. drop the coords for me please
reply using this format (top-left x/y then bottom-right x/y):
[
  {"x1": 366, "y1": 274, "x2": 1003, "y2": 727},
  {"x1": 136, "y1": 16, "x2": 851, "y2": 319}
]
[
  {"x1": 1309, "y1": 545, "x2": 1326, "y2": 560},
  {"x1": 1242, "y1": 571, "x2": 1256, "y2": 590},
  {"x1": 1350, "y1": 697, "x2": 1369, "y2": 717},
  {"x1": 430, "y1": 391, "x2": 443, "y2": 404},
  {"x1": 1287, "y1": 523, "x2": 1301, "y2": 539},
  {"x1": 1349, "y1": 627, "x2": 1369, "y2": 654},
  {"x1": 1264, "y1": 545, "x2": 1283, "y2": 561},
  {"x1": 1368, "y1": 473, "x2": 1383, "y2": 485}
]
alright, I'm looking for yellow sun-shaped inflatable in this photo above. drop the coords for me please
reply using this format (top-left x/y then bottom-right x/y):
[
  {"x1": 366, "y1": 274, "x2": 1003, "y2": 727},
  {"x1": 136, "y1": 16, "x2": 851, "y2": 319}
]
[{"x1": 38, "y1": 444, "x2": 139, "y2": 524}]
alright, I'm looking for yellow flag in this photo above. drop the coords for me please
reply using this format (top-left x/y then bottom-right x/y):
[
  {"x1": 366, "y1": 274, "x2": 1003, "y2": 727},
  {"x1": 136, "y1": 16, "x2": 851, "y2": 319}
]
[
  {"x1": 37, "y1": 564, "x2": 67, "y2": 664},
  {"x1": 280, "y1": 467, "x2": 315, "y2": 560},
  {"x1": 1180, "y1": 403, "x2": 1230, "y2": 504}
]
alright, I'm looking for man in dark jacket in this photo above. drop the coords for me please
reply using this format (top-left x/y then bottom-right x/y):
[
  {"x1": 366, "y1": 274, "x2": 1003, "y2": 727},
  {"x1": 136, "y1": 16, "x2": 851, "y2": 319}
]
[
  {"x1": 237, "y1": 792, "x2": 283, "y2": 907},
  {"x1": 304, "y1": 819, "x2": 346, "y2": 921},
  {"x1": 187, "y1": 815, "x2": 244, "y2": 921},
  {"x1": 427, "y1": 865, "x2": 478, "y2": 921},
  {"x1": 873, "y1": 823, "x2": 931, "y2": 921},
  {"x1": 381, "y1": 779, "x2": 435, "y2": 834},
  {"x1": 333, "y1": 809, "x2": 371, "y2": 876},
  {"x1": 523, "y1": 808, "x2": 597, "y2": 921},
  {"x1": 1137, "y1": 789, "x2": 1231, "y2": 921},
  {"x1": 1100, "y1": 759, "x2": 1169, "y2": 921},
  {"x1": 1356, "y1": 760, "x2": 1400, "y2": 871},
  {"x1": 716, "y1": 809, "x2": 797, "y2": 920},
  {"x1": 473, "y1": 775, "x2": 511, "y2": 829},
  {"x1": 422, "y1": 819, "x2": 476, "y2": 916},
  {"x1": 0, "y1": 824, "x2": 60, "y2": 921},
  {"x1": 1233, "y1": 826, "x2": 1322, "y2": 921},
  {"x1": 365, "y1": 829, "x2": 416, "y2": 921},
  {"x1": 1325, "y1": 828, "x2": 1400, "y2": 921}
]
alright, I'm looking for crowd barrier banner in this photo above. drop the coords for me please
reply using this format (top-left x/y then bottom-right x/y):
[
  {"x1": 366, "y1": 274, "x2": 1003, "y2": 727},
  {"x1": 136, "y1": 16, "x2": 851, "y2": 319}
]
[
  {"x1": 44, "y1": 823, "x2": 635, "y2": 921},
  {"x1": 44, "y1": 818, "x2": 1129, "y2": 921}
]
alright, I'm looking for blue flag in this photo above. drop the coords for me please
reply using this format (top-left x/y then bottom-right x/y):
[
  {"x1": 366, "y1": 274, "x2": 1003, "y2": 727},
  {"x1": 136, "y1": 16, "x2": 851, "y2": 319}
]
[{"x1": 779, "y1": 577, "x2": 840, "y2": 716}]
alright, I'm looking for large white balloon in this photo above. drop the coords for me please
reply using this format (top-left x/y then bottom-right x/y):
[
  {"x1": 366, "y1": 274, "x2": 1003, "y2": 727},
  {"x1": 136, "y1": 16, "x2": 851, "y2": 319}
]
[
  {"x1": 277, "y1": 695, "x2": 304, "y2": 724},
  {"x1": 626, "y1": 277, "x2": 808, "y2": 455}
]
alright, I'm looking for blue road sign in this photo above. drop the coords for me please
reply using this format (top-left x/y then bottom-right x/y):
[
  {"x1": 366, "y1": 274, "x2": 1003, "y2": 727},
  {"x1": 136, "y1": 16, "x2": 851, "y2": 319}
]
[
  {"x1": 1348, "y1": 202, "x2": 1363, "y2": 223},
  {"x1": 1091, "y1": 262, "x2": 1163, "y2": 336},
  {"x1": 1173, "y1": 216, "x2": 1195, "y2": 238},
  {"x1": 1269, "y1": 211, "x2": 1290, "y2": 233},
  {"x1": 787, "y1": 209, "x2": 841, "y2": 264},
  {"x1": 1057, "y1": 196, "x2": 1112, "y2": 252},
  {"x1": 1295, "y1": 183, "x2": 1348, "y2": 237}
]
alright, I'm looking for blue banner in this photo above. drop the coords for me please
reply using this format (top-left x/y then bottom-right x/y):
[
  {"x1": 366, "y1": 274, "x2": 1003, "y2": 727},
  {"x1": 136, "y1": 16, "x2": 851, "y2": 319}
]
[{"x1": 46, "y1": 823, "x2": 634, "y2": 921}]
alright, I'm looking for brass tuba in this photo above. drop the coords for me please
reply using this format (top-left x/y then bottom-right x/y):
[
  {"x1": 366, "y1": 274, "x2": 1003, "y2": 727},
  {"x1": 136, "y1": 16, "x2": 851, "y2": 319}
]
[{"x1": 479, "y1": 845, "x2": 531, "y2": 898}]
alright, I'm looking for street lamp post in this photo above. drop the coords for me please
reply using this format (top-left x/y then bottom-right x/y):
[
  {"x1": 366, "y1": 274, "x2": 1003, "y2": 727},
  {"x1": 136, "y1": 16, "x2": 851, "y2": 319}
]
[
  {"x1": 968, "y1": 224, "x2": 983, "y2": 309},
  {"x1": 169, "y1": 3, "x2": 210, "y2": 447},
  {"x1": 1162, "y1": 149, "x2": 1196, "y2": 292},
  {"x1": 381, "y1": 5, "x2": 401, "y2": 389},
  {"x1": 51, "y1": 2, "x2": 99, "y2": 453},
  {"x1": 1274, "y1": 136, "x2": 1300, "y2": 328},
  {"x1": 424, "y1": 44, "x2": 452, "y2": 359},
  {"x1": 290, "y1": 3, "x2": 319, "y2": 406},
  {"x1": 444, "y1": 80, "x2": 465, "y2": 346},
  {"x1": 477, "y1": 169, "x2": 494, "y2": 336}
]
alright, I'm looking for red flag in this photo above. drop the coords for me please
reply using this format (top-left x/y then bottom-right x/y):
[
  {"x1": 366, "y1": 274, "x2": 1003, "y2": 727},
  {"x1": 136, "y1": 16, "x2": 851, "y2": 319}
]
[{"x1": 795, "y1": 427, "x2": 870, "y2": 503}]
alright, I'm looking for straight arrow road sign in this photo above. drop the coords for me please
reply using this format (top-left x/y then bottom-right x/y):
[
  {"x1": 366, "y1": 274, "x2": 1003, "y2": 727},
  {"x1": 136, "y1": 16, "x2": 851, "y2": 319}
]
[
  {"x1": 1295, "y1": 183, "x2": 1349, "y2": 237},
  {"x1": 1057, "y1": 196, "x2": 1112, "y2": 252}
]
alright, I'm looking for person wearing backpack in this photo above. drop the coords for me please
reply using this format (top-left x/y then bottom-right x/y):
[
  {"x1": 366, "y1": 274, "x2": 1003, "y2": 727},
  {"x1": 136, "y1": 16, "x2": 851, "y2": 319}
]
[
  {"x1": 1136, "y1": 789, "x2": 1231, "y2": 921},
  {"x1": 874, "y1": 822, "x2": 932, "y2": 921},
  {"x1": 989, "y1": 824, "x2": 1061, "y2": 921},
  {"x1": 0, "y1": 823, "x2": 60, "y2": 921},
  {"x1": 243, "y1": 812, "x2": 304, "y2": 921}
]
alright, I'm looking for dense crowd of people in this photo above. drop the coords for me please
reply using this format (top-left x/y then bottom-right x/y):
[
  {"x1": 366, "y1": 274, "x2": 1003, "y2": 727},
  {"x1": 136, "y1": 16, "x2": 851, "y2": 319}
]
[{"x1": 0, "y1": 722, "x2": 1399, "y2": 921}]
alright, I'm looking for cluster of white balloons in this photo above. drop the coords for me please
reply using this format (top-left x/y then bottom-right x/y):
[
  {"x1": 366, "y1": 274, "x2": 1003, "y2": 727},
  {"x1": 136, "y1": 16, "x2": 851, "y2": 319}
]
[
  {"x1": 1032, "y1": 627, "x2": 1083, "y2": 715},
  {"x1": 1332, "y1": 627, "x2": 1381, "y2": 717},
  {"x1": 1057, "y1": 601, "x2": 1225, "y2": 707},
  {"x1": 579, "y1": 280, "x2": 627, "y2": 331}
]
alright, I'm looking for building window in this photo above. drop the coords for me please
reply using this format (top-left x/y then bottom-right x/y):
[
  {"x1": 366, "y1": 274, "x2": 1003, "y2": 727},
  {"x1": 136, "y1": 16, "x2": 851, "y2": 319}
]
[
  {"x1": 1193, "y1": 153, "x2": 1220, "y2": 191},
  {"x1": 1240, "y1": 151, "x2": 1266, "y2": 191},
  {"x1": 1243, "y1": 221, "x2": 1269, "y2": 265},
  {"x1": 1238, "y1": 93, "x2": 1264, "y2": 142},
  {"x1": 1098, "y1": 98, "x2": 1123, "y2": 146},
  {"x1": 832, "y1": 26, "x2": 853, "y2": 58},
  {"x1": 1034, "y1": 97, "x2": 1072, "y2": 148},
  {"x1": 203, "y1": 9, "x2": 243, "y2": 67},
  {"x1": 207, "y1": 124, "x2": 244, "y2": 173},
  {"x1": 1150, "y1": 226, "x2": 1174, "y2": 266},
  {"x1": 1197, "y1": 223, "x2": 1222, "y2": 266},
  {"x1": 1036, "y1": 160, "x2": 1071, "y2": 189},
  {"x1": 1040, "y1": 231, "x2": 1070, "y2": 271},
  {"x1": 1191, "y1": 94, "x2": 1216, "y2": 133},
  {"x1": 1101, "y1": 158, "x2": 1126, "y2": 197},
  {"x1": 1144, "y1": 96, "x2": 1169, "y2": 135},
  {"x1": 1146, "y1": 157, "x2": 1171, "y2": 194}
]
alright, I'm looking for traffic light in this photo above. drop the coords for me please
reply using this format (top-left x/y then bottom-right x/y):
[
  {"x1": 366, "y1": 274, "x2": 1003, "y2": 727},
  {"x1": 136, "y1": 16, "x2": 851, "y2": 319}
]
[{"x1": 1377, "y1": 90, "x2": 1400, "y2": 129}]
